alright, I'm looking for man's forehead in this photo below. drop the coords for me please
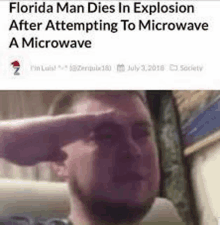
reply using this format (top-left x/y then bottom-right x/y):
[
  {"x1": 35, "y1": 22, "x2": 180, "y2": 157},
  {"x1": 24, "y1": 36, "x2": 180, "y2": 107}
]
[{"x1": 71, "y1": 94, "x2": 152, "y2": 121}]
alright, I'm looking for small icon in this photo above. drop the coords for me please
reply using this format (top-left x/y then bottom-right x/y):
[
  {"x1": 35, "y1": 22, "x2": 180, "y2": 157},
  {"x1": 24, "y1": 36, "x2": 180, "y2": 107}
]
[
  {"x1": 117, "y1": 64, "x2": 125, "y2": 72},
  {"x1": 11, "y1": 61, "x2": 20, "y2": 75},
  {"x1": 169, "y1": 64, "x2": 178, "y2": 71}
]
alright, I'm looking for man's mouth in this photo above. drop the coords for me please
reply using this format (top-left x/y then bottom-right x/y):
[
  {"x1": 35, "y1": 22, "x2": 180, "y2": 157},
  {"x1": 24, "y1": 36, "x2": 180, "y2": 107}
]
[{"x1": 113, "y1": 172, "x2": 144, "y2": 183}]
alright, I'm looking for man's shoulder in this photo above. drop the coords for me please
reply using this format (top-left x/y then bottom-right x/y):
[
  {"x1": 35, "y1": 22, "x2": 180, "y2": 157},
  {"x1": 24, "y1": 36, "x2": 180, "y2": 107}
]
[{"x1": 142, "y1": 197, "x2": 183, "y2": 223}]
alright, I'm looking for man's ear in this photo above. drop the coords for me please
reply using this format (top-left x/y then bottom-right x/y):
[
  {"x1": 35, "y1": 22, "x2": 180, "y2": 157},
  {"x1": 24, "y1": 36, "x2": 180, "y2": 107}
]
[{"x1": 50, "y1": 161, "x2": 69, "y2": 182}]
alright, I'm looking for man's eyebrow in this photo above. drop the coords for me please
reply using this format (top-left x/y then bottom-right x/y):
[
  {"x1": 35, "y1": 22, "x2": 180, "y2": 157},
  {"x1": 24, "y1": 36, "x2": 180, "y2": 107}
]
[
  {"x1": 133, "y1": 120, "x2": 153, "y2": 128},
  {"x1": 94, "y1": 120, "x2": 123, "y2": 130},
  {"x1": 94, "y1": 117, "x2": 154, "y2": 129}
]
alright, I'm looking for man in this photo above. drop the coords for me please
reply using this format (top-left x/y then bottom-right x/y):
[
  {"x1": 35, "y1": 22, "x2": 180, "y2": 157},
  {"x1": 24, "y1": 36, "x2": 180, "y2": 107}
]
[{"x1": 0, "y1": 91, "x2": 182, "y2": 225}]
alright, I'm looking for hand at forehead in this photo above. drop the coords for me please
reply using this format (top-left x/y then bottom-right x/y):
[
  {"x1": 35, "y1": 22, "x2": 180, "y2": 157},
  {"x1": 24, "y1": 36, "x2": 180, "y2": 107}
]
[{"x1": 1, "y1": 110, "x2": 116, "y2": 166}]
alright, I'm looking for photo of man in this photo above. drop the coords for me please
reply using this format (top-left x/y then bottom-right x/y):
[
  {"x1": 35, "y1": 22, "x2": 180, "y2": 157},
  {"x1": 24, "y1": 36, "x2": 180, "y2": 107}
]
[{"x1": 0, "y1": 91, "x2": 184, "y2": 225}]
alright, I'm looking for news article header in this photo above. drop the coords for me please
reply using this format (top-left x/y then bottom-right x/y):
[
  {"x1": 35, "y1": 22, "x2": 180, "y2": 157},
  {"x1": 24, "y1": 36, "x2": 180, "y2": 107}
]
[{"x1": 9, "y1": 1, "x2": 209, "y2": 49}]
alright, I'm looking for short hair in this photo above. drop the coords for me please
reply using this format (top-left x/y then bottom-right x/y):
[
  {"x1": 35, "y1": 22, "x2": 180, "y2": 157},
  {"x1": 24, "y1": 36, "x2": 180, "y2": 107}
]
[{"x1": 48, "y1": 91, "x2": 147, "y2": 116}]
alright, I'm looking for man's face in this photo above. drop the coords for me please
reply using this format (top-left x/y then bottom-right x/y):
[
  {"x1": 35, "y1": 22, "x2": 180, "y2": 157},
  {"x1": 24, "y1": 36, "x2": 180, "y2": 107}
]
[{"x1": 59, "y1": 93, "x2": 160, "y2": 222}]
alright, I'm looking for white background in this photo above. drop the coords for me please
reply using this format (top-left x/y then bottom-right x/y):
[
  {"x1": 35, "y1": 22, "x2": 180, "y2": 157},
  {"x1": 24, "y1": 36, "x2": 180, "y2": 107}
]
[{"x1": 0, "y1": 1, "x2": 219, "y2": 89}]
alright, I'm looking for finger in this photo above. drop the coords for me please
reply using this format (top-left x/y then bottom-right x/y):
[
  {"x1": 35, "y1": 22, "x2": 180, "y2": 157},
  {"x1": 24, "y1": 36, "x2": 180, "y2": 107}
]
[{"x1": 50, "y1": 109, "x2": 116, "y2": 129}]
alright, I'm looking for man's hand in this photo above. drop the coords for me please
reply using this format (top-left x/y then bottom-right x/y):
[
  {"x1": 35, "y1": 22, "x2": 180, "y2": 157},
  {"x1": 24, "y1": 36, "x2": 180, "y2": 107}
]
[{"x1": 0, "y1": 111, "x2": 113, "y2": 166}]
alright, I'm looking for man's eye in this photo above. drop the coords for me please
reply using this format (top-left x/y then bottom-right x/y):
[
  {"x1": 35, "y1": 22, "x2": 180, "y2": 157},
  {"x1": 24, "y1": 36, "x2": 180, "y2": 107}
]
[
  {"x1": 95, "y1": 131, "x2": 117, "y2": 141},
  {"x1": 132, "y1": 128, "x2": 151, "y2": 140},
  {"x1": 96, "y1": 134, "x2": 114, "y2": 140},
  {"x1": 93, "y1": 123, "x2": 120, "y2": 143},
  {"x1": 94, "y1": 130, "x2": 119, "y2": 144}
]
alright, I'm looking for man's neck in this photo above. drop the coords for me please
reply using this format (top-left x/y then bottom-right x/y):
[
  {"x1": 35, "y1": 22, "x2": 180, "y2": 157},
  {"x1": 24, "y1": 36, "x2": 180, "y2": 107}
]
[
  {"x1": 68, "y1": 196, "x2": 142, "y2": 225},
  {"x1": 68, "y1": 216, "x2": 141, "y2": 225}
]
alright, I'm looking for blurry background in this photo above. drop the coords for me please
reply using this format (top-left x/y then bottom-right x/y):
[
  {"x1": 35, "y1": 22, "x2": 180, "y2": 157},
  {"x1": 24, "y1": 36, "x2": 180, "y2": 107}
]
[
  {"x1": 0, "y1": 91, "x2": 61, "y2": 182},
  {"x1": 1, "y1": 90, "x2": 220, "y2": 225}
]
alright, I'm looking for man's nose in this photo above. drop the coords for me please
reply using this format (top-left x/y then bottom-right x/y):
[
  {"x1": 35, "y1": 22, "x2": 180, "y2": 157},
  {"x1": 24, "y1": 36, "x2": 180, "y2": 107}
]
[{"x1": 119, "y1": 136, "x2": 142, "y2": 160}]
